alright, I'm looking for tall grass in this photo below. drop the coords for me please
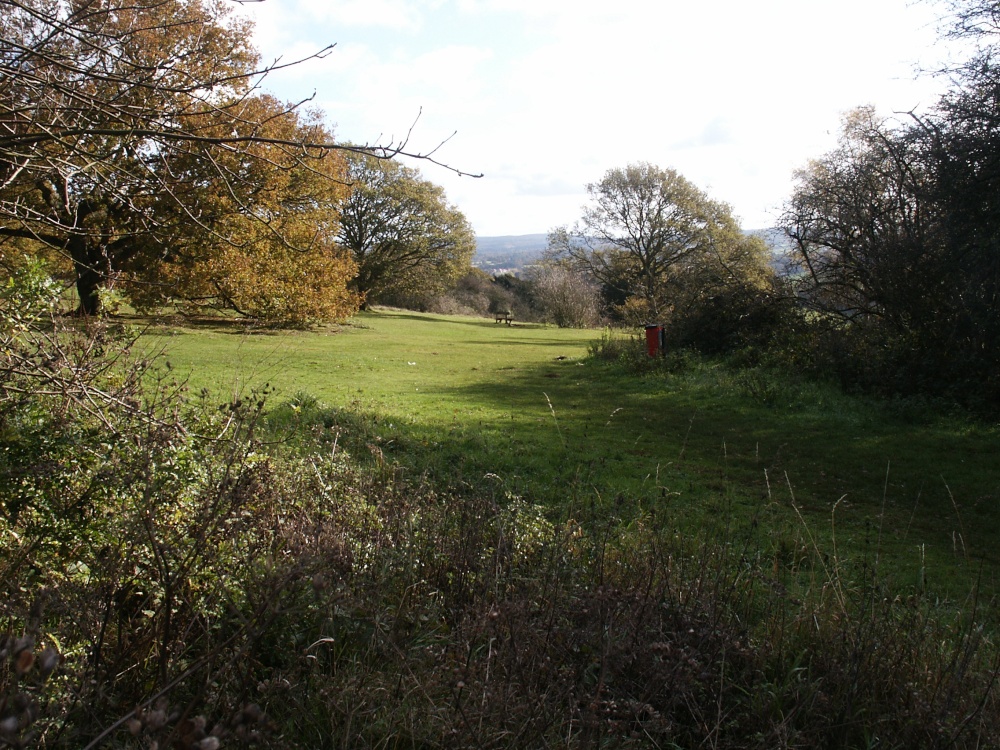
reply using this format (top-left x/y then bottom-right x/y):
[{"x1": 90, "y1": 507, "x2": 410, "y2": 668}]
[{"x1": 4, "y1": 377, "x2": 999, "y2": 748}]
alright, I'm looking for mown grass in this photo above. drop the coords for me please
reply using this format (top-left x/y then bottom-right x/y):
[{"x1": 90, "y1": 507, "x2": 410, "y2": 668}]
[{"x1": 140, "y1": 308, "x2": 1000, "y2": 604}]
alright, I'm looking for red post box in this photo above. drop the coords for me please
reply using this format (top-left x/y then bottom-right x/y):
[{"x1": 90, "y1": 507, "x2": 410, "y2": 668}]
[{"x1": 645, "y1": 324, "x2": 662, "y2": 357}]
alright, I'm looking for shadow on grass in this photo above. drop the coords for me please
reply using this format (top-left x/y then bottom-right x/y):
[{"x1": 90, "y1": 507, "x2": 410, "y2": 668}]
[
  {"x1": 118, "y1": 313, "x2": 329, "y2": 336},
  {"x1": 97, "y1": 305, "x2": 1000, "y2": 600},
  {"x1": 279, "y1": 352, "x2": 1000, "y2": 600},
  {"x1": 535, "y1": 359, "x2": 1000, "y2": 586},
  {"x1": 365, "y1": 309, "x2": 556, "y2": 331}
]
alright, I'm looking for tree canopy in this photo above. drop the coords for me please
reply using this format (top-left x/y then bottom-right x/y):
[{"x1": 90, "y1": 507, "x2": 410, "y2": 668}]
[
  {"x1": 2, "y1": 0, "x2": 260, "y2": 312},
  {"x1": 0, "y1": 0, "x2": 457, "y2": 323},
  {"x1": 781, "y1": 0, "x2": 1000, "y2": 402},
  {"x1": 549, "y1": 164, "x2": 723, "y2": 318},
  {"x1": 121, "y1": 96, "x2": 361, "y2": 325},
  {"x1": 549, "y1": 163, "x2": 775, "y2": 339},
  {"x1": 337, "y1": 152, "x2": 475, "y2": 309},
  {"x1": 785, "y1": 107, "x2": 942, "y2": 328}
]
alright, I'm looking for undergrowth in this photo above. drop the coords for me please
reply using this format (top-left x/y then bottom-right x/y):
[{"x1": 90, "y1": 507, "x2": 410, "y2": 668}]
[{"x1": 588, "y1": 330, "x2": 962, "y2": 424}]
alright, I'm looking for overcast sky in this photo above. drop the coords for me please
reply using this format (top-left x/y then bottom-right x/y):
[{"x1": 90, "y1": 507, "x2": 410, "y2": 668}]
[{"x1": 235, "y1": 0, "x2": 956, "y2": 236}]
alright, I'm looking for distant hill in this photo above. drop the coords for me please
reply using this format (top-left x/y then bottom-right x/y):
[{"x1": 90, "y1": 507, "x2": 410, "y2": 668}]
[
  {"x1": 473, "y1": 228, "x2": 797, "y2": 276},
  {"x1": 748, "y1": 227, "x2": 800, "y2": 276},
  {"x1": 473, "y1": 233, "x2": 548, "y2": 274},
  {"x1": 748, "y1": 227, "x2": 792, "y2": 253}
]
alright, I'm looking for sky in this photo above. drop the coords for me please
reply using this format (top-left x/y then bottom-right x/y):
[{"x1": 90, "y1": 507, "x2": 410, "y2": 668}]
[{"x1": 234, "y1": 0, "x2": 957, "y2": 236}]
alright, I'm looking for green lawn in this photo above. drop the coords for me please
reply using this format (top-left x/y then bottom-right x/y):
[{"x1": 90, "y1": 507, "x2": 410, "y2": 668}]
[{"x1": 141, "y1": 308, "x2": 1000, "y2": 603}]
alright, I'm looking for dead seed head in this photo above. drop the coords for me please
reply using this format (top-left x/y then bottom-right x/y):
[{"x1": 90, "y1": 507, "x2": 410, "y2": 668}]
[
  {"x1": 14, "y1": 649, "x2": 34, "y2": 676},
  {"x1": 145, "y1": 709, "x2": 167, "y2": 731}
]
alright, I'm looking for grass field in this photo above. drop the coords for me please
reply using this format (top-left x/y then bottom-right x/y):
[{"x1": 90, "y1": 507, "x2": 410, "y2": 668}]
[{"x1": 141, "y1": 308, "x2": 1000, "y2": 604}]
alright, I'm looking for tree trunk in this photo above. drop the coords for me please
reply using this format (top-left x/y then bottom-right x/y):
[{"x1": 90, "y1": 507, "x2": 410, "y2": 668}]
[
  {"x1": 69, "y1": 235, "x2": 103, "y2": 316},
  {"x1": 75, "y1": 270, "x2": 102, "y2": 316}
]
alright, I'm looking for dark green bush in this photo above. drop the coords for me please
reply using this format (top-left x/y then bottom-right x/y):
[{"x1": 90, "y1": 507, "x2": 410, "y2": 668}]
[{"x1": 661, "y1": 282, "x2": 794, "y2": 357}]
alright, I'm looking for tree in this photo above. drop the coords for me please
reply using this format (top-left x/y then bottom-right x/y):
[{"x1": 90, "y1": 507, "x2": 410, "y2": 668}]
[
  {"x1": 337, "y1": 152, "x2": 475, "y2": 309},
  {"x1": 784, "y1": 65, "x2": 1000, "y2": 402},
  {"x1": 784, "y1": 108, "x2": 944, "y2": 331},
  {"x1": 549, "y1": 163, "x2": 774, "y2": 329},
  {"x1": 122, "y1": 97, "x2": 361, "y2": 324},
  {"x1": 528, "y1": 264, "x2": 600, "y2": 328},
  {"x1": 0, "y1": 0, "x2": 467, "y2": 318},
  {"x1": 658, "y1": 220, "x2": 784, "y2": 353},
  {"x1": 1, "y1": 0, "x2": 261, "y2": 312},
  {"x1": 923, "y1": 1, "x2": 1000, "y2": 384},
  {"x1": 549, "y1": 163, "x2": 738, "y2": 317},
  {"x1": 773, "y1": 0, "x2": 1000, "y2": 404}
]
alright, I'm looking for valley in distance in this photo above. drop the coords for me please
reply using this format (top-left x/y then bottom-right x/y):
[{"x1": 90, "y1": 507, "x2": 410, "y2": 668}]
[{"x1": 473, "y1": 229, "x2": 792, "y2": 276}]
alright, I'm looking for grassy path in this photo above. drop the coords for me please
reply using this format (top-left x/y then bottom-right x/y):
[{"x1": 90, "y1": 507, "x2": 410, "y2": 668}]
[{"x1": 143, "y1": 309, "x2": 1000, "y2": 601}]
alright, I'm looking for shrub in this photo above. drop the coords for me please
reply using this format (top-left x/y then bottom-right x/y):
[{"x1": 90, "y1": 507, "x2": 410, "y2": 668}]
[
  {"x1": 530, "y1": 266, "x2": 601, "y2": 328},
  {"x1": 661, "y1": 280, "x2": 794, "y2": 356}
]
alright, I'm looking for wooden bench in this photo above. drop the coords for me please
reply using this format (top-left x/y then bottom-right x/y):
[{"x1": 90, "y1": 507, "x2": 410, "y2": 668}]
[{"x1": 494, "y1": 311, "x2": 513, "y2": 325}]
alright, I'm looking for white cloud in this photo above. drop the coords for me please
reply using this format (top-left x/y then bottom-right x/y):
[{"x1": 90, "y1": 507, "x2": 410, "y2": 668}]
[
  {"x1": 240, "y1": 0, "x2": 957, "y2": 235},
  {"x1": 513, "y1": 174, "x2": 581, "y2": 197},
  {"x1": 672, "y1": 117, "x2": 737, "y2": 150},
  {"x1": 238, "y1": 0, "x2": 426, "y2": 36},
  {"x1": 304, "y1": 0, "x2": 424, "y2": 29}
]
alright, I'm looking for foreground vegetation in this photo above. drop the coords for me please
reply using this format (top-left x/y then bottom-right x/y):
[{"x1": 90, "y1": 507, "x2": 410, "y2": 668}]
[{"x1": 3, "y1": 299, "x2": 998, "y2": 748}]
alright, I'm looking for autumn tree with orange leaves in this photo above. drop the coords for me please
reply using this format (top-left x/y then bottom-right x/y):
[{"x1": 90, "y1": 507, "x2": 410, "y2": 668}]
[
  {"x1": 0, "y1": 0, "x2": 456, "y2": 322},
  {"x1": 122, "y1": 96, "x2": 361, "y2": 324}
]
